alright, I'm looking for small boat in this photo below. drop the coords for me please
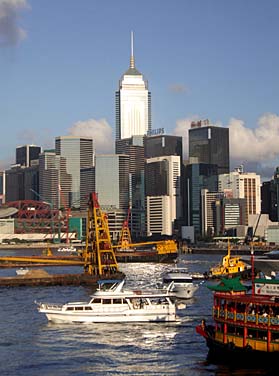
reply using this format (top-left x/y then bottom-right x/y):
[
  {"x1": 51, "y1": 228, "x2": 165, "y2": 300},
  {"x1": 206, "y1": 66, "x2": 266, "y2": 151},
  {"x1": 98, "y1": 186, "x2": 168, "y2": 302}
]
[
  {"x1": 196, "y1": 276, "x2": 279, "y2": 365},
  {"x1": 36, "y1": 279, "x2": 181, "y2": 323},
  {"x1": 16, "y1": 268, "x2": 30, "y2": 276},
  {"x1": 162, "y1": 267, "x2": 199, "y2": 299},
  {"x1": 209, "y1": 239, "x2": 250, "y2": 279},
  {"x1": 57, "y1": 245, "x2": 77, "y2": 253}
]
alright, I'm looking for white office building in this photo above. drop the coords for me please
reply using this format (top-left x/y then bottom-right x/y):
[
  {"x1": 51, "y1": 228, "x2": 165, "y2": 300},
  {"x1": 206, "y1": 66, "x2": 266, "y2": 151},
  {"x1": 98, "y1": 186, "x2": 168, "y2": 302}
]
[{"x1": 115, "y1": 32, "x2": 151, "y2": 140}]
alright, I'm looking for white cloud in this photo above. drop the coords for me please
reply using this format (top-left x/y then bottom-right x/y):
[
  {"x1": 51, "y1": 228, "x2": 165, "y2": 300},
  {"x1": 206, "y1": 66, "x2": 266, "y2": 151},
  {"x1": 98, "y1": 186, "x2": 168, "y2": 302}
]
[
  {"x1": 229, "y1": 114, "x2": 279, "y2": 162},
  {"x1": 172, "y1": 113, "x2": 279, "y2": 180},
  {"x1": 68, "y1": 118, "x2": 114, "y2": 154},
  {"x1": 0, "y1": 0, "x2": 29, "y2": 46}
]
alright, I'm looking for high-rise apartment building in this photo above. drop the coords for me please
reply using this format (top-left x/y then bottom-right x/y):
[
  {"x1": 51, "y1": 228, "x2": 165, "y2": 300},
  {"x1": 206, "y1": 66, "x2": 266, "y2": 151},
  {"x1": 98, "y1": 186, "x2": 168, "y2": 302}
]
[
  {"x1": 115, "y1": 32, "x2": 151, "y2": 140},
  {"x1": 189, "y1": 120, "x2": 229, "y2": 175},
  {"x1": 55, "y1": 136, "x2": 94, "y2": 208},
  {"x1": 16, "y1": 145, "x2": 42, "y2": 167},
  {"x1": 218, "y1": 167, "x2": 261, "y2": 216}
]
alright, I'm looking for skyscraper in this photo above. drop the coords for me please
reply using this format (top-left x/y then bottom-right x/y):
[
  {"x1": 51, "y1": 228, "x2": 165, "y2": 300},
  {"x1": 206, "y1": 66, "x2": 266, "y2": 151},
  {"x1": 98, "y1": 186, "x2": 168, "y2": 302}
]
[
  {"x1": 39, "y1": 151, "x2": 71, "y2": 209},
  {"x1": 218, "y1": 167, "x2": 261, "y2": 216},
  {"x1": 116, "y1": 136, "x2": 145, "y2": 237},
  {"x1": 55, "y1": 136, "x2": 94, "y2": 208},
  {"x1": 115, "y1": 32, "x2": 151, "y2": 140},
  {"x1": 189, "y1": 120, "x2": 230, "y2": 175},
  {"x1": 184, "y1": 162, "x2": 218, "y2": 235},
  {"x1": 95, "y1": 154, "x2": 129, "y2": 211},
  {"x1": 16, "y1": 145, "x2": 42, "y2": 167},
  {"x1": 145, "y1": 155, "x2": 181, "y2": 236},
  {"x1": 144, "y1": 134, "x2": 183, "y2": 161}
]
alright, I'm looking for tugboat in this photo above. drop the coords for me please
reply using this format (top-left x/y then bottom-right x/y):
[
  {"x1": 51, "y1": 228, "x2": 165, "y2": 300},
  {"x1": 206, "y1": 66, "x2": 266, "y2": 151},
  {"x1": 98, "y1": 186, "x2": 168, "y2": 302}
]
[
  {"x1": 209, "y1": 239, "x2": 250, "y2": 279},
  {"x1": 196, "y1": 271, "x2": 279, "y2": 365}
]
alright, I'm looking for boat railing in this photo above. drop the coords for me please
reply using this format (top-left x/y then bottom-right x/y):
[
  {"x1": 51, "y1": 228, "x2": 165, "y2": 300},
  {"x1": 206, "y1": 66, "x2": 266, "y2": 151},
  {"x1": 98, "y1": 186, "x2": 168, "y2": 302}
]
[{"x1": 213, "y1": 306, "x2": 279, "y2": 326}]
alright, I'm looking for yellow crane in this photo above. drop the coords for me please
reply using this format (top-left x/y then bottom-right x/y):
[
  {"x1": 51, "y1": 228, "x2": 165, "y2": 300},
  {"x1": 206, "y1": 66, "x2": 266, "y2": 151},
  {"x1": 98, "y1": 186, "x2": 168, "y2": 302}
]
[
  {"x1": 83, "y1": 192, "x2": 119, "y2": 275},
  {"x1": 113, "y1": 210, "x2": 177, "y2": 255}
]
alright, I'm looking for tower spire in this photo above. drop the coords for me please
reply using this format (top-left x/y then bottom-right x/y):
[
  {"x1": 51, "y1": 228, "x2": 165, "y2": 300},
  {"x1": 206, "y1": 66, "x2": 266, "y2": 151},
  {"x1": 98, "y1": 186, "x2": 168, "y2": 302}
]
[{"x1": 130, "y1": 31, "x2": 135, "y2": 69}]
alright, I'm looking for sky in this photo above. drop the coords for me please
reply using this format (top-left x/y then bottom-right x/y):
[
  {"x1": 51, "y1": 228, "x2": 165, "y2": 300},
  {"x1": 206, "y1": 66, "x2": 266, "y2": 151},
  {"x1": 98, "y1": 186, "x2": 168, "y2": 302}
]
[{"x1": 1, "y1": 0, "x2": 279, "y2": 181}]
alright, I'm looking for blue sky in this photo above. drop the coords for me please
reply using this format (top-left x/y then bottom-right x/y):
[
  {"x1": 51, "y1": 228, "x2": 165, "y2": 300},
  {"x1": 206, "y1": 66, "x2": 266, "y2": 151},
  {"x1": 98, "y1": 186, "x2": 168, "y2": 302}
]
[{"x1": 1, "y1": 0, "x2": 279, "y2": 180}]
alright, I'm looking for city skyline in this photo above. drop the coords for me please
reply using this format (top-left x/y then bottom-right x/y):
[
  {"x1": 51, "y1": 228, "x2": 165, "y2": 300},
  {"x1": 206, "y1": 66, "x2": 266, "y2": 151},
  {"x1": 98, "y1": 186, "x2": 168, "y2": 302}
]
[{"x1": 1, "y1": 1, "x2": 279, "y2": 180}]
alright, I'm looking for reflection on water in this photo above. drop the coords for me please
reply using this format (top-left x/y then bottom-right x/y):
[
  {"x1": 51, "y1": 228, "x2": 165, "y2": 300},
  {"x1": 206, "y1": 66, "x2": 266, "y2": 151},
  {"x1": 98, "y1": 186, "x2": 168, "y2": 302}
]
[{"x1": 0, "y1": 253, "x2": 273, "y2": 375}]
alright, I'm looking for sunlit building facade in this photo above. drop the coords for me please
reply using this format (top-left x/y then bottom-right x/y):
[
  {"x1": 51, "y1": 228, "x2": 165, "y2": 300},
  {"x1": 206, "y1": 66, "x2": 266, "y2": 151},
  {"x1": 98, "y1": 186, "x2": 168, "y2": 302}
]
[{"x1": 115, "y1": 33, "x2": 151, "y2": 140}]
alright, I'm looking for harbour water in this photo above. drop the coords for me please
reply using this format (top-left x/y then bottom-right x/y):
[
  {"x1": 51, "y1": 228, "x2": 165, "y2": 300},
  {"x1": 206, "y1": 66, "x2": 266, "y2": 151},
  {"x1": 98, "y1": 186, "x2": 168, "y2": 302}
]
[{"x1": 0, "y1": 253, "x2": 273, "y2": 375}]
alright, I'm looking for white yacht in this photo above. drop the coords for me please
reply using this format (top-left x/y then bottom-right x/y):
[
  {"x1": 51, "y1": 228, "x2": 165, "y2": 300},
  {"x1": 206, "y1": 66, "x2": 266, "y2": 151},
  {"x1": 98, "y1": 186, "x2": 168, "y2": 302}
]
[
  {"x1": 36, "y1": 280, "x2": 181, "y2": 323},
  {"x1": 162, "y1": 267, "x2": 199, "y2": 299}
]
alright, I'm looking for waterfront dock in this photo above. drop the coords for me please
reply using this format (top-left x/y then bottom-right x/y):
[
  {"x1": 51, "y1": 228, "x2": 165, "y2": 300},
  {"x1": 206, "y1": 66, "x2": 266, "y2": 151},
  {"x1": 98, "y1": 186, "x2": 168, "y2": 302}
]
[{"x1": 0, "y1": 269, "x2": 125, "y2": 287}]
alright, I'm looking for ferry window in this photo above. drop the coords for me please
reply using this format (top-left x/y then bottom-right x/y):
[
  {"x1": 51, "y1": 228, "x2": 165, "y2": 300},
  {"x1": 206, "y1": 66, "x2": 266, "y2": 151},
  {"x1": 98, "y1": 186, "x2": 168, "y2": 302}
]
[
  {"x1": 235, "y1": 327, "x2": 244, "y2": 336},
  {"x1": 66, "y1": 307, "x2": 74, "y2": 311},
  {"x1": 257, "y1": 330, "x2": 268, "y2": 340},
  {"x1": 92, "y1": 299, "x2": 101, "y2": 304},
  {"x1": 103, "y1": 299, "x2": 111, "y2": 304},
  {"x1": 227, "y1": 325, "x2": 236, "y2": 334},
  {"x1": 271, "y1": 332, "x2": 279, "y2": 342},
  {"x1": 236, "y1": 303, "x2": 246, "y2": 313},
  {"x1": 247, "y1": 329, "x2": 255, "y2": 338},
  {"x1": 75, "y1": 307, "x2": 84, "y2": 311},
  {"x1": 84, "y1": 307, "x2": 92, "y2": 310}
]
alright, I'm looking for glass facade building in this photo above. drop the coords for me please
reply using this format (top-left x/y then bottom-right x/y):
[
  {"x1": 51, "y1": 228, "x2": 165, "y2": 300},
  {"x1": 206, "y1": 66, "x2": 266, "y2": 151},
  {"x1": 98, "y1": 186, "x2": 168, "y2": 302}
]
[
  {"x1": 144, "y1": 135, "x2": 183, "y2": 161},
  {"x1": 189, "y1": 124, "x2": 229, "y2": 174},
  {"x1": 184, "y1": 163, "x2": 218, "y2": 235},
  {"x1": 16, "y1": 145, "x2": 42, "y2": 167},
  {"x1": 95, "y1": 154, "x2": 129, "y2": 211}
]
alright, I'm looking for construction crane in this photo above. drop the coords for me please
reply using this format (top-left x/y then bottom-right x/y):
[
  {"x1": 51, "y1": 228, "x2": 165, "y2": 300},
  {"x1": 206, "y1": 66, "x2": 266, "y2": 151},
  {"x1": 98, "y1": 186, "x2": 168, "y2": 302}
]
[
  {"x1": 118, "y1": 208, "x2": 132, "y2": 251},
  {"x1": 83, "y1": 192, "x2": 119, "y2": 276}
]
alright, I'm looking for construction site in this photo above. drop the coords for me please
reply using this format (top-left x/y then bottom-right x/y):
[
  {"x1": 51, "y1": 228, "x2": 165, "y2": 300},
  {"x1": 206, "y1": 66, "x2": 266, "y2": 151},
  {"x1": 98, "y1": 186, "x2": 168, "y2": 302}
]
[{"x1": 0, "y1": 193, "x2": 178, "y2": 287}]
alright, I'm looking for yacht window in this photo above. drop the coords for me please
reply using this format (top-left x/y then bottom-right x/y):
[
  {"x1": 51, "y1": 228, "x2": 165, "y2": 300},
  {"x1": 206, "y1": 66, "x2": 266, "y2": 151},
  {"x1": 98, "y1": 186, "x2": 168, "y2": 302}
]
[
  {"x1": 102, "y1": 299, "x2": 111, "y2": 304},
  {"x1": 92, "y1": 298, "x2": 101, "y2": 304},
  {"x1": 112, "y1": 299, "x2": 122, "y2": 304},
  {"x1": 66, "y1": 307, "x2": 74, "y2": 311},
  {"x1": 75, "y1": 307, "x2": 84, "y2": 311},
  {"x1": 84, "y1": 306, "x2": 92, "y2": 310}
]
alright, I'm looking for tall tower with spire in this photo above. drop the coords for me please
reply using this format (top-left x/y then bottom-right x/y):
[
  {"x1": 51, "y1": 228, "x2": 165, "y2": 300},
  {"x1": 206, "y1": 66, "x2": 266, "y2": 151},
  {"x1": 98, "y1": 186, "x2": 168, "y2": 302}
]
[{"x1": 115, "y1": 32, "x2": 151, "y2": 140}]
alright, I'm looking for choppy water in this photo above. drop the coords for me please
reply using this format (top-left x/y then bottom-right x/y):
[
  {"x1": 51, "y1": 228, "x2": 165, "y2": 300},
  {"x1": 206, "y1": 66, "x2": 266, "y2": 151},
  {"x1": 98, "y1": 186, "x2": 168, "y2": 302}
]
[{"x1": 0, "y1": 253, "x2": 273, "y2": 375}]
